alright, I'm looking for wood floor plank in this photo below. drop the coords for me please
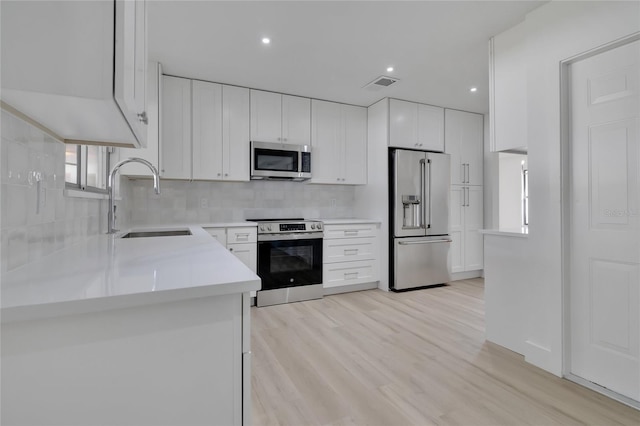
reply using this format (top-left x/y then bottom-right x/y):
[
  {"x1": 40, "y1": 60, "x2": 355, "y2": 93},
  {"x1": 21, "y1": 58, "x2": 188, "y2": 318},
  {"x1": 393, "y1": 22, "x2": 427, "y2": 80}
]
[{"x1": 251, "y1": 279, "x2": 640, "y2": 425}]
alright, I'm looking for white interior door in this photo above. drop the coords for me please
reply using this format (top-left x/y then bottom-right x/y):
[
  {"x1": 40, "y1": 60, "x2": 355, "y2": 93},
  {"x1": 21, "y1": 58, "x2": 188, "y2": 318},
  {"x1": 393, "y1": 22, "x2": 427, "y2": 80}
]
[{"x1": 569, "y1": 40, "x2": 640, "y2": 401}]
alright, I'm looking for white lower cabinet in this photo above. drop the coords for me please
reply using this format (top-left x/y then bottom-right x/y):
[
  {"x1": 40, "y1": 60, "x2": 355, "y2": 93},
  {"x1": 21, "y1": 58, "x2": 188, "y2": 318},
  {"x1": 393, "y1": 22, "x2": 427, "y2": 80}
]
[
  {"x1": 449, "y1": 186, "x2": 484, "y2": 274},
  {"x1": 204, "y1": 226, "x2": 258, "y2": 296},
  {"x1": 322, "y1": 222, "x2": 380, "y2": 293},
  {"x1": 204, "y1": 226, "x2": 257, "y2": 272}
]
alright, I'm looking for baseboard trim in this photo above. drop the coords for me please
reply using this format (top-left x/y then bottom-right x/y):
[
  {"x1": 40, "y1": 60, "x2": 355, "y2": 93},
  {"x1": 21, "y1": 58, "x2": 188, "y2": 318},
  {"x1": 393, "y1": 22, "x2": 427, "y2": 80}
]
[
  {"x1": 565, "y1": 373, "x2": 640, "y2": 410},
  {"x1": 450, "y1": 270, "x2": 483, "y2": 281},
  {"x1": 324, "y1": 282, "x2": 379, "y2": 296}
]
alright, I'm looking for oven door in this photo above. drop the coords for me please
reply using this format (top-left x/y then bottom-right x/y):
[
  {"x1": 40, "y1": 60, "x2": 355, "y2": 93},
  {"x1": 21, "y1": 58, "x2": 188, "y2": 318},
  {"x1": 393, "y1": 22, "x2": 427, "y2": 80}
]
[{"x1": 257, "y1": 234, "x2": 323, "y2": 290}]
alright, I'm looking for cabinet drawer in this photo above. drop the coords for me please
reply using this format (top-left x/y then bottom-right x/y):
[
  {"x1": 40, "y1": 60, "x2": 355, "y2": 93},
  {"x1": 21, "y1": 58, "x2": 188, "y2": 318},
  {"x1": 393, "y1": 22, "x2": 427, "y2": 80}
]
[
  {"x1": 204, "y1": 227, "x2": 226, "y2": 246},
  {"x1": 227, "y1": 227, "x2": 257, "y2": 244},
  {"x1": 324, "y1": 238, "x2": 376, "y2": 263},
  {"x1": 323, "y1": 223, "x2": 378, "y2": 239},
  {"x1": 323, "y1": 260, "x2": 379, "y2": 288}
]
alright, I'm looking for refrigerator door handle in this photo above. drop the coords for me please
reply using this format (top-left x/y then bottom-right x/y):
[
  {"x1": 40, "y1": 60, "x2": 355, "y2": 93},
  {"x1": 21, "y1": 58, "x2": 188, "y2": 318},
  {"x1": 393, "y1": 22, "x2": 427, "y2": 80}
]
[
  {"x1": 398, "y1": 239, "x2": 453, "y2": 245},
  {"x1": 420, "y1": 158, "x2": 426, "y2": 229},
  {"x1": 427, "y1": 159, "x2": 432, "y2": 228}
]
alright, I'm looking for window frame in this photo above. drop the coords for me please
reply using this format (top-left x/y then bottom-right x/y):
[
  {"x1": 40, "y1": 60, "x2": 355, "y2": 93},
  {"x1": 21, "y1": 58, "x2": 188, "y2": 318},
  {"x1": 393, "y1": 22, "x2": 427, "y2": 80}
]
[
  {"x1": 65, "y1": 145, "x2": 112, "y2": 195},
  {"x1": 522, "y1": 167, "x2": 529, "y2": 227}
]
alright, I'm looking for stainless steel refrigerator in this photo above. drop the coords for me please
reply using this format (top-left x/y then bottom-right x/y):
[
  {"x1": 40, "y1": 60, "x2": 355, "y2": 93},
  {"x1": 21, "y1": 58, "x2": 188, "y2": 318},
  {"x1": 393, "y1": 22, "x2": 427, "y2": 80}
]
[{"x1": 390, "y1": 149, "x2": 451, "y2": 290}]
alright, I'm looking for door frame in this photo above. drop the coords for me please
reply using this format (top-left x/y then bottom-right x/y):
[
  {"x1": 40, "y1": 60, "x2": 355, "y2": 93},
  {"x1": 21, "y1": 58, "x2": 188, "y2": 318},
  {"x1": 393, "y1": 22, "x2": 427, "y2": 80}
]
[{"x1": 559, "y1": 31, "x2": 640, "y2": 408}]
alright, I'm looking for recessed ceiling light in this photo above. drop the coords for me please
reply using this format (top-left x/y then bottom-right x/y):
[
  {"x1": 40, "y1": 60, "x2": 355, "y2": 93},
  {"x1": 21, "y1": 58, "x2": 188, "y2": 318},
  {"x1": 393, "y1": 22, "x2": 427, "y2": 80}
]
[
  {"x1": 387, "y1": 66, "x2": 394, "y2": 72},
  {"x1": 470, "y1": 87, "x2": 478, "y2": 92},
  {"x1": 262, "y1": 37, "x2": 270, "y2": 45}
]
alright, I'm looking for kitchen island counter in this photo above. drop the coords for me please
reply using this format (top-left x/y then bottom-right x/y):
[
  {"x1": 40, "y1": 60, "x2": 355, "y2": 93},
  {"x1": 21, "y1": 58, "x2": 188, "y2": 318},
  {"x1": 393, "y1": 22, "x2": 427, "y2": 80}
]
[
  {"x1": 1, "y1": 225, "x2": 260, "y2": 323},
  {"x1": 2, "y1": 225, "x2": 257, "y2": 425}
]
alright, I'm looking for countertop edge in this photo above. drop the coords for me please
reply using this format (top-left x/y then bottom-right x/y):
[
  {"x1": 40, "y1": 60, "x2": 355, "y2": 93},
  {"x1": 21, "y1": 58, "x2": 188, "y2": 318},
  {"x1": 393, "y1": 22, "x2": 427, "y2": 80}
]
[
  {"x1": 480, "y1": 229, "x2": 529, "y2": 238},
  {"x1": 1, "y1": 278, "x2": 261, "y2": 324}
]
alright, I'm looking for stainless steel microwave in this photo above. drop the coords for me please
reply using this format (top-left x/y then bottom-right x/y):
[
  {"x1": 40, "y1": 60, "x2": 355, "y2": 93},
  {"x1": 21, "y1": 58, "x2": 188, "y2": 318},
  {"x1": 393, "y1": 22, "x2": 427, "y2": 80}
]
[{"x1": 250, "y1": 141, "x2": 312, "y2": 181}]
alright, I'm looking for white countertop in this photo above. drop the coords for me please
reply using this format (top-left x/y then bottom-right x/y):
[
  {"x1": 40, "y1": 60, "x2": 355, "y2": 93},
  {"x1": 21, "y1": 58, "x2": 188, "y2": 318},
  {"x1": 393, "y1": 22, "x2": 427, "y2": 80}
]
[
  {"x1": 1, "y1": 226, "x2": 261, "y2": 323},
  {"x1": 479, "y1": 228, "x2": 529, "y2": 238},
  {"x1": 199, "y1": 222, "x2": 257, "y2": 228},
  {"x1": 316, "y1": 218, "x2": 381, "y2": 225}
]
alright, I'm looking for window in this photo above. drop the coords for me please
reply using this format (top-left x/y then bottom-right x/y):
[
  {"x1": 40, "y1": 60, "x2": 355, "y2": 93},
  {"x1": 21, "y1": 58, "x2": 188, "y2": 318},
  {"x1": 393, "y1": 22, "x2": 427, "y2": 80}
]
[{"x1": 65, "y1": 145, "x2": 111, "y2": 193}]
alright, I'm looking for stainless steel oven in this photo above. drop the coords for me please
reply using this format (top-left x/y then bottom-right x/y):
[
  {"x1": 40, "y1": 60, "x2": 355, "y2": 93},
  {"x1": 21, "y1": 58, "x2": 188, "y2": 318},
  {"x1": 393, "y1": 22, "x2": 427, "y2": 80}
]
[{"x1": 251, "y1": 219, "x2": 323, "y2": 307}]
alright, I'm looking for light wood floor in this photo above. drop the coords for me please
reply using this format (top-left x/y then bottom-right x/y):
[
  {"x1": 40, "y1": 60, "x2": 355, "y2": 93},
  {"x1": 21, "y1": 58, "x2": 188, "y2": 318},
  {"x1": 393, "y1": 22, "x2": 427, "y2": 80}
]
[{"x1": 251, "y1": 279, "x2": 640, "y2": 425}]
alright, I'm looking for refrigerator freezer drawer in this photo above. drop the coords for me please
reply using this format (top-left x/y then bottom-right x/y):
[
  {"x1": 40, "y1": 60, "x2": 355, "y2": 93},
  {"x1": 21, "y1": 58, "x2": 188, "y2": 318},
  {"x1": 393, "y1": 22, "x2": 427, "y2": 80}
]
[{"x1": 393, "y1": 237, "x2": 452, "y2": 290}]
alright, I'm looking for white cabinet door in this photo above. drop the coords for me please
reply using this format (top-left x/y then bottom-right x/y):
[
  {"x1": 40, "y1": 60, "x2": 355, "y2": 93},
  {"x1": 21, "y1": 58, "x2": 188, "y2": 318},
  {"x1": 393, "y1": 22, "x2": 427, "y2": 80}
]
[
  {"x1": 119, "y1": 62, "x2": 160, "y2": 177},
  {"x1": 160, "y1": 76, "x2": 191, "y2": 179},
  {"x1": 445, "y1": 109, "x2": 483, "y2": 186},
  {"x1": 250, "y1": 90, "x2": 282, "y2": 143},
  {"x1": 204, "y1": 227, "x2": 227, "y2": 246},
  {"x1": 282, "y1": 95, "x2": 311, "y2": 145},
  {"x1": 463, "y1": 113, "x2": 484, "y2": 185},
  {"x1": 228, "y1": 243, "x2": 257, "y2": 273},
  {"x1": 342, "y1": 104, "x2": 367, "y2": 185},
  {"x1": 192, "y1": 80, "x2": 223, "y2": 180},
  {"x1": 311, "y1": 100, "x2": 367, "y2": 185},
  {"x1": 450, "y1": 186, "x2": 483, "y2": 273},
  {"x1": 390, "y1": 99, "x2": 444, "y2": 152},
  {"x1": 389, "y1": 99, "x2": 418, "y2": 149},
  {"x1": 490, "y1": 21, "x2": 527, "y2": 152},
  {"x1": 250, "y1": 90, "x2": 311, "y2": 145},
  {"x1": 465, "y1": 186, "x2": 484, "y2": 271},
  {"x1": 223, "y1": 85, "x2": 250, "y2": 182},
  {"x1": 114, "y1": 0, "x2": 147, "y2": 147},
  {"x1": 311, "y1": 99, "x2": 341, "y2": 183},
  {"x1": 449, "y1": 187, "x2": 465, "y2": 273},
  {"x1": 417, "y1": 103, "x2": 444, "y2": 152}
]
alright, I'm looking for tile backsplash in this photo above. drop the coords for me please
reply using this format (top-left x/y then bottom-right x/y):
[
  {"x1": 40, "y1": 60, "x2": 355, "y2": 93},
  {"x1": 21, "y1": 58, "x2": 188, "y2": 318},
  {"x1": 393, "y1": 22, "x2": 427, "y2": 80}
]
[
  {"x1": 1, "y1": 111, "x2": 108, "y2": 274},
  {"x1": 123, "y1": 179, "x2": 355, "y2": 226}
]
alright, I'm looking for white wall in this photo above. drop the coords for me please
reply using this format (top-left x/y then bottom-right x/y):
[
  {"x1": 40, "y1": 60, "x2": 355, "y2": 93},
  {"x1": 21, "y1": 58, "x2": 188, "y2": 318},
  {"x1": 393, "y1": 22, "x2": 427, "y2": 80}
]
[
  {"x1": 516, "y1": 0, "x2": 640, "y2": 375},
  {"x1": 354, "y1": 98, "x2": 389, "y2": 290},
  {"x1": 0, "y1": 111, "x2": 109, "y2": 274},
  {"x1": 483, "y1": 115, "x2": 499, "y2": 229},
  {"x1": 123, "y1": 179, "x2": 355, "y2": 226}
]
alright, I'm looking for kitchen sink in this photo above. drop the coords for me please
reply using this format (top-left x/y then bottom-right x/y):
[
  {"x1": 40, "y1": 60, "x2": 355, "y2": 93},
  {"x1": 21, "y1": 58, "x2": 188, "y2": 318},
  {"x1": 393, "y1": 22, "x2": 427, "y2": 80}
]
[{"x1": 120, "y1": 229, "x2": 192, "y2": 238}]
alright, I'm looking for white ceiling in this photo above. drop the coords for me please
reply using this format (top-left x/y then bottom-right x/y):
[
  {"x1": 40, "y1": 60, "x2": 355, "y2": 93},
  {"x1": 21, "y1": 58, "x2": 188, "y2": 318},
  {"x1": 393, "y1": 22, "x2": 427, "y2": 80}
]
[{"x1": 149, "y1": 1, "x2": 545, "y2": 114}]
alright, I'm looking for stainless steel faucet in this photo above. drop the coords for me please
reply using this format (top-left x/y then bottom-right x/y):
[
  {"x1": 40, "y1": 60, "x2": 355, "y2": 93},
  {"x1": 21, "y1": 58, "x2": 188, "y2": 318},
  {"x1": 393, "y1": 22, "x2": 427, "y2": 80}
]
[{"x1": 107, "y1": 157, "x2": 160, "y2": 234}]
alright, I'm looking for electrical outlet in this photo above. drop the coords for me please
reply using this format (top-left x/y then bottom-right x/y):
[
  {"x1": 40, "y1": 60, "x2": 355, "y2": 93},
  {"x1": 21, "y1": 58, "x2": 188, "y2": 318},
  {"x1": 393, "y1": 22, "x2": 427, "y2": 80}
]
[{"x1": 200, "y1": 198, "x2": 208, "y2": 209}]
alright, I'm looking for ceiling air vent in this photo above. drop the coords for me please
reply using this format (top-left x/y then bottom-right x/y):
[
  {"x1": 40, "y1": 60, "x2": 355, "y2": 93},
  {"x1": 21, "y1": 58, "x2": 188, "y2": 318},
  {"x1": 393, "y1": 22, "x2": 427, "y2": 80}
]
[{"x1": 363, "y1": 75, "x2": 399, "y2": 91}]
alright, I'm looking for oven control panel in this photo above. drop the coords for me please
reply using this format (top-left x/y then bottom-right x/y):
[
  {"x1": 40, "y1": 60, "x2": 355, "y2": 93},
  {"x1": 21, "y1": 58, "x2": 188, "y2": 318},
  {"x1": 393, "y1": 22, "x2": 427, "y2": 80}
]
[
  {"x1": 254, "y1": 220, "x2": 323, "y2": 234},
  {"x1": 280, "y1": 223, "x2": 307, "y2": 232}
]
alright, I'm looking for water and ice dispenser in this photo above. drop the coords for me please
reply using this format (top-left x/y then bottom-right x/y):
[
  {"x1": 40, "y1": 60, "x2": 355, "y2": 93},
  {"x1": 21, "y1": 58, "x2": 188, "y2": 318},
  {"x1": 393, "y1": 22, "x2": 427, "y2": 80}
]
[{"x1": 402, "y1": 195, "x2": 421, "y2": 228}]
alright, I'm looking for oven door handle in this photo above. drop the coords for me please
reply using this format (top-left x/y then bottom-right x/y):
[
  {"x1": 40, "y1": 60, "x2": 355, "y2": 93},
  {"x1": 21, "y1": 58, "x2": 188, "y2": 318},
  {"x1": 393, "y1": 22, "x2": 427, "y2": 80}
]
[{"x1": 258, "y1": 233, "x2": 324, "y2": 242}]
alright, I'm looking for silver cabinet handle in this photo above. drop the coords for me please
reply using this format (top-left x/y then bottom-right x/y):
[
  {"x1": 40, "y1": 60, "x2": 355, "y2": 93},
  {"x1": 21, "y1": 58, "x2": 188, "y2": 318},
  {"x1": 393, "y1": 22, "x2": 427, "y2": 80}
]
[
  {"x1": 399, "y1": 239, "x2": 452, "y2": 245},
  {"x1": 466, "y1": 163, "x2": 470, "y2": 183},
  {"x1": 138, "y1": 111, "x2": 148, "y2": 125},
  {"x1": 461, "y1": 163, "x2": 465, "y2": 183}
]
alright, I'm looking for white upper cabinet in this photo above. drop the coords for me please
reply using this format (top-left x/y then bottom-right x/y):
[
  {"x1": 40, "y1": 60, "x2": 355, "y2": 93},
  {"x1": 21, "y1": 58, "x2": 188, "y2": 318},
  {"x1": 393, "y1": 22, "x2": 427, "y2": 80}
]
[
  {"x1": 250, "y1": 90, "x2": 311, "y2": 145},
  {"x1": 222, "y1": 86, "x2": 251, "y2": 182},
  {"x1": 119, "y1": 62, "x2": 161, "y2": 177},
  {"x1": 489, "y1": 21, "x2": 527, "y2": 153},
  {"x1": 445, "y1": 109, "x2": 483, "y2": 186},
  {"x1": 160, "y1": 76, "x2": 192, "y2": 180},
  {"x1": 1, "y1": 0, "x2": 148, "y2": 148},
  {"x1": 311, "y1": 100, "x2": 367, "y2": 185},
  {"x1": 389, "y1": 99, "x2": 444, "y2": 151},
  {"x1": 192, "y1": 80, "x2": 223, "y2": 180},
  {"x1": 161, "y1": 77, "x2": 250, "y2": 181}
]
